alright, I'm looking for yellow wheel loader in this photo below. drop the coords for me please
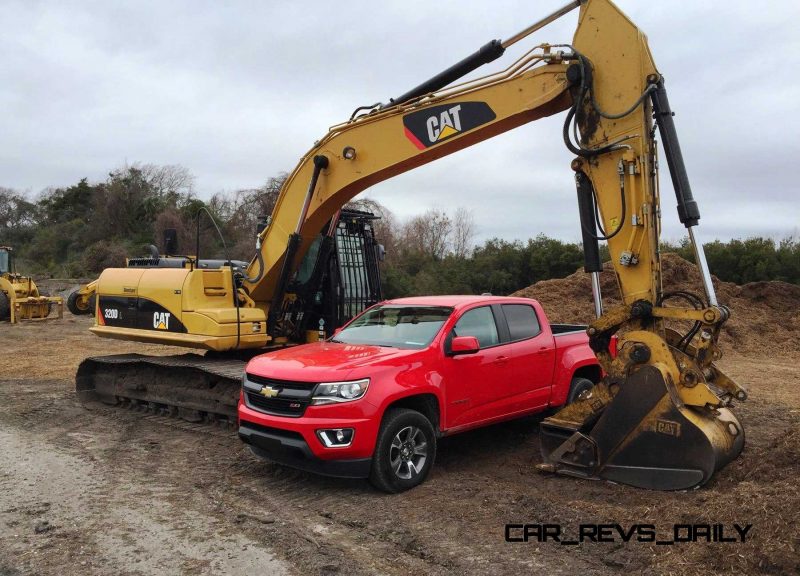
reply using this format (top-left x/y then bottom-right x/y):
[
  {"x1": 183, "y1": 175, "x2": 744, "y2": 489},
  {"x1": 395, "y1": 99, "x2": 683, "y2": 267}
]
[
  {"x1": 77, "y1": 0, "x2": 746, "y2": 490},
  {"x1": 0, "y1": 246, "x2": 64, "y2": 323}
]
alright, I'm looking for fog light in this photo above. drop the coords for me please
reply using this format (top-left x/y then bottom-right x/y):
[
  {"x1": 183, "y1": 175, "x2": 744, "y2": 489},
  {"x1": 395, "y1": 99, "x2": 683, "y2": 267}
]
[{"x1": 317, "y1": 428, "x2": 354, "y2": 448}]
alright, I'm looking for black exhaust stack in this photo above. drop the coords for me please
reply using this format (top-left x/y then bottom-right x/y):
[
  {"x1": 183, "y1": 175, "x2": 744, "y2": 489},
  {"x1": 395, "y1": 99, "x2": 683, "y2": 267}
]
[{"x1": 163, "y1": 228, "x2": 178, "y2": 256}]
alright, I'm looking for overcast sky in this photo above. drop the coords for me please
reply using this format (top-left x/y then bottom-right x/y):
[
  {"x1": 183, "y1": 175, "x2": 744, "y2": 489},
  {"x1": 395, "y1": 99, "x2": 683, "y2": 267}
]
[{"x1": 2, "y1": 0, "x2": 798, "y2": 245}]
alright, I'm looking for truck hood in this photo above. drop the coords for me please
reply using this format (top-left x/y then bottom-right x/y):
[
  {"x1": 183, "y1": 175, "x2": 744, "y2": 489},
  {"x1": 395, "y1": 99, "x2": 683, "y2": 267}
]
[{"x1": 245, "y1": 342, "x2": 424, "y2": 382}]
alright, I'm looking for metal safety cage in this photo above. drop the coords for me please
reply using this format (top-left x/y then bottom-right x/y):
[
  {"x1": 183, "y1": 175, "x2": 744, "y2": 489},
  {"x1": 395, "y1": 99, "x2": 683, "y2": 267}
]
[{"x1": 326, "y1": 215, "x2": 383, "y2": 330}]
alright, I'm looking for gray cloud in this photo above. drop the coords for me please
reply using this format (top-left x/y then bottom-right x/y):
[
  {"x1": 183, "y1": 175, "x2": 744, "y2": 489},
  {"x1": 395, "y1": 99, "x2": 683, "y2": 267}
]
[{"x1": 1, "y1": 0, "x2": 798, "y2": 244}]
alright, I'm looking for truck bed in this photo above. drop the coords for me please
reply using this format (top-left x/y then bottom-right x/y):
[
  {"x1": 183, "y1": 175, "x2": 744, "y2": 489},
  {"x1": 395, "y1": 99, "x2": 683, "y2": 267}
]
[{"x1": 550, "y1": 323, "x2": 587, "y2": 335}]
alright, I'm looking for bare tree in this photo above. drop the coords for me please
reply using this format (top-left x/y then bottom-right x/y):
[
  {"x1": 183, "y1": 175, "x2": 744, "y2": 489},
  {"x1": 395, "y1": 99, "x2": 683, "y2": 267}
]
[
  {"x1": 451, "y1": 206, "x2": 476, "y2": 258},
  {"x1": 154, "y1": 208, "x2": 195, "y2": 255},
  {"x1": 137, "y1": 163, "x2": 195, "y2": 197},
  {"x1": 0, "y1": 187, "x2": 36, "y2": 232},
  {"x1": 402, "y1": 208, "x2": 452, "y2": 259},
  {"x1": 224, "y1": 173, "x2": 288, "y2": 260}
]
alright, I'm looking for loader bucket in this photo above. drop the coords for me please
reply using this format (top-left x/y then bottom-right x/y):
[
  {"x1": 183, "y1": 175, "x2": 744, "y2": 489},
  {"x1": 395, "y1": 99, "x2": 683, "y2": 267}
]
[{"x1": 540, "y1": 366, "x2": 744, "y2": 490}]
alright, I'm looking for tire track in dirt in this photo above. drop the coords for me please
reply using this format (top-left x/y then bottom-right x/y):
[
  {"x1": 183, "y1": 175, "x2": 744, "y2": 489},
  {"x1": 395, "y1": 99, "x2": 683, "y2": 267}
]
[{"x1": 0, "y1": 387, "x2": 290, "y2": 576}]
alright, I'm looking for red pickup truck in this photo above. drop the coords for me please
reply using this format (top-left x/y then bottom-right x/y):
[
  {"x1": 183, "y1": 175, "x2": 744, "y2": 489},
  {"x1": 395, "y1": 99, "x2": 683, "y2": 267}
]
[{"x1": 238, "y1": 295, "x2": 605, "y2": 492}]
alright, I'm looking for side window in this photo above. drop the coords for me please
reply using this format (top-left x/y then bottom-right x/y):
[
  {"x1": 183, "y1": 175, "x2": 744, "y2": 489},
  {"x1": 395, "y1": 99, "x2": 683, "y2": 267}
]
[
  {"x1": 502, "y1": 304, "x2": 541, "y2": 341},
  {"x1": 452, "y1": 306, "x2": 499, "y2": 348}
]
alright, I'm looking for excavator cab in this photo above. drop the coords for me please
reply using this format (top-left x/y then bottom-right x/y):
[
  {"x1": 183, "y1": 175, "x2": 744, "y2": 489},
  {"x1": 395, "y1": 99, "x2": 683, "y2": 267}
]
[{"x1": 272, "y1": 208, "x2": 383, "y2": 341}]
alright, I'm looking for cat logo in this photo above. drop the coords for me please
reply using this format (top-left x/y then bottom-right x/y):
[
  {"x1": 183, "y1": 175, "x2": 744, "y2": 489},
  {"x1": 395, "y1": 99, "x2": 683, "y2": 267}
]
[
  {"x1": 259, "y1": 386, "x2": 279, "y2": 398},
  {"x1": 426, "y1": 104, "x2": 463, "y2": 143},
  {"x1": 153, "y1": 311, "x2": 171, "y2": 330},
  {"x1": 403, "y1": 101, "x2": 496, "y2": 150},
  {"x1": 655, "y1": 419, "x2": 681, "y2": 437}
]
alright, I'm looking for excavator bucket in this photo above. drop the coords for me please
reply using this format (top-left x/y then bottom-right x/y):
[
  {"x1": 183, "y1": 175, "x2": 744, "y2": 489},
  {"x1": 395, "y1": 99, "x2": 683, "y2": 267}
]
[{"x1": 540, "y1": 366, "x2": 744, "y2": 490}]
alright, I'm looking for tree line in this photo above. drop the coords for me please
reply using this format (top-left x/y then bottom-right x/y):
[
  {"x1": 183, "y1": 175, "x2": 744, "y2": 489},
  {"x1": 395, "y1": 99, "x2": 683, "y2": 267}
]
[{"x1": 1, "y1": 164, "x2": 798, "y2": 295}]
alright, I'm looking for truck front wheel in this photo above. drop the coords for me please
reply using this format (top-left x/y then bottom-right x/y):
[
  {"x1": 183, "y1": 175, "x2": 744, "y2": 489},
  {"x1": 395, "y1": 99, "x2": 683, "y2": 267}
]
[{"x1": 369, "y1": 408, "x2": 436, "y2": 493}]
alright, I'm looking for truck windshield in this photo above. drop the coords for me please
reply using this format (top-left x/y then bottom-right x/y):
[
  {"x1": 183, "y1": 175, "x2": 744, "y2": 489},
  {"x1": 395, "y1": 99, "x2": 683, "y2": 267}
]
[
  {"x1": 332, "y1": 305, "x2": 453, "y2": 349},
  {"x1": 0, "y1": 251, "x2": 8, "y2": 274}
]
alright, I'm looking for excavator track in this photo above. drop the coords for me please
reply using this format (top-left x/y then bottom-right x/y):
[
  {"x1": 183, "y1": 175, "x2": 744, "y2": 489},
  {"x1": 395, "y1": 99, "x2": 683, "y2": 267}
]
[{"x1": 76, "y1": 354, "x2": 247, "y2": 426}]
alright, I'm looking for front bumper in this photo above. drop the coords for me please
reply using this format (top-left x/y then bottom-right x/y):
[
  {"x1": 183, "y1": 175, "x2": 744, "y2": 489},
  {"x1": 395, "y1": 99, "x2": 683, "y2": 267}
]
[{"x1": 239, "y1": 421, "x2": 372, "y2": 478}]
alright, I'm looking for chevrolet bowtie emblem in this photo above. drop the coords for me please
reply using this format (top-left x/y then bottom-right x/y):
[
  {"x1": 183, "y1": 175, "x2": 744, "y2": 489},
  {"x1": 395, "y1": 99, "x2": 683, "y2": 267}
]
[{"x1": 259, "y1": 386, "x2": 279, "y2": 398}]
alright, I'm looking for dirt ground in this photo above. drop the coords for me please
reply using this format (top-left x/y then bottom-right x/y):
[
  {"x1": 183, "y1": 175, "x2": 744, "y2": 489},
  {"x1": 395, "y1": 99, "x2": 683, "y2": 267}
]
[{"x1": 1, "y1": 309, "x2": 799, "y2": 574}]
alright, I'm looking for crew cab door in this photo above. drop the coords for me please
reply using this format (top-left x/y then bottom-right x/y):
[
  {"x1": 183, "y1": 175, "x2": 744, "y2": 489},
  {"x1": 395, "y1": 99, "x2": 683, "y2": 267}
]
[
  {"x1": 442, "y1": 305, "x2": 514, "y2": 428},
  {"x1": 500, "y1": 303, "x2": 556, "y2": 409}
]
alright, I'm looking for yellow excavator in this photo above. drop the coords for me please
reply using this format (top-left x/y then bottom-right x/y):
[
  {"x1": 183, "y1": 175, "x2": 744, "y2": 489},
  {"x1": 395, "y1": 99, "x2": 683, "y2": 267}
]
[
  {"x1": 76, "y1": 0, "x2": 746, "y2": 490},
  {"x1": 0, "y1": 246, "x2": 63, "y2": 323}
]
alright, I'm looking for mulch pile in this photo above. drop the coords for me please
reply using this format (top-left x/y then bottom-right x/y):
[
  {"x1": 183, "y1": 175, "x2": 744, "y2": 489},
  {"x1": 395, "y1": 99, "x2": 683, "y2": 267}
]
[{"x1": 512, "y1": 253, "x2": 800, "y2": 355}]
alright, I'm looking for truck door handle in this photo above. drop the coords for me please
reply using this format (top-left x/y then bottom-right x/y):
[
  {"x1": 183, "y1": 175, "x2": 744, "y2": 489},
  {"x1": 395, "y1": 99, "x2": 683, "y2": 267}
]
[{"x1": 494, "y1": 355, "x2": 509, "y2": 365}]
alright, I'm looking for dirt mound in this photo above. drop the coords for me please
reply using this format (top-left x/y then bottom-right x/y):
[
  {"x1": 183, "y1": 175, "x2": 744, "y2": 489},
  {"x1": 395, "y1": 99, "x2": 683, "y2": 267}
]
[{"x1": 512, "y1": 253, "x2": 800, "y2": 355}]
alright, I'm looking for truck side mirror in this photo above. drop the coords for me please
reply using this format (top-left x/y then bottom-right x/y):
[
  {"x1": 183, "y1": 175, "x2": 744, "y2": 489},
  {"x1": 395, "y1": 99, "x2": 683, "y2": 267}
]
[
  {"x1": 376, "y1": 244, "x2": 386, "y2": 262},
  {"x1": 450, "y1": 336, "x2": 480, "y2": 355},
  {"x1": 163, "y1": 228, "x2": 178, "y2": 255}
]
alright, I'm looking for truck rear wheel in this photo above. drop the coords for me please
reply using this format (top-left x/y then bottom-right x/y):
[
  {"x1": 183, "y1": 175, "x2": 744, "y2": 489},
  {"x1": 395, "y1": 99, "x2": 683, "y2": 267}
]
[
  {"x1": 567, "y1": 377, "x2": 595, "y2": 404},
  {"x1": 369, "y1": 408, "x2": 436, "y2": 493}
]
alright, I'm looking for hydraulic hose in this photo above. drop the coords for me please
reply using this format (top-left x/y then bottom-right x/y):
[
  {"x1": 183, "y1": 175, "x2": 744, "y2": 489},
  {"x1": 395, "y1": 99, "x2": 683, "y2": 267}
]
[{"x1": 242, "y1": 243, "x2": 265, "y2": 284}]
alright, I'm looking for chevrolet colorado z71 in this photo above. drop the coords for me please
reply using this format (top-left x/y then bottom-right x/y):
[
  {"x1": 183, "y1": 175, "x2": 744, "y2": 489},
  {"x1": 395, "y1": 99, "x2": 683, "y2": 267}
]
[{"x1": 238, "y1": 295, "x2": 609, "y2": 492}]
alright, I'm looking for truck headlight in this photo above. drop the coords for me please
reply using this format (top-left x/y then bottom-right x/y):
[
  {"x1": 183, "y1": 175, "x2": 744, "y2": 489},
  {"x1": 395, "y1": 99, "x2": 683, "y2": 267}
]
[{"x1": 311, "y1": 378, "x2": 370, "y2": 405}]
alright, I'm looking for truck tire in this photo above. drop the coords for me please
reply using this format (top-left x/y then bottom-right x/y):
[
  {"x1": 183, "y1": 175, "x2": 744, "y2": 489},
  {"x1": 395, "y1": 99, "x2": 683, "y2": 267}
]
[
  {"x1": 567, "y1": 377, "x2": 595, "y2": 404},
  {"x1": 0, "y1": 291, "x2": 9, "y2": 321},
  {"x1": 369, "y1": 408, "x2": 437, "y2": 493}
]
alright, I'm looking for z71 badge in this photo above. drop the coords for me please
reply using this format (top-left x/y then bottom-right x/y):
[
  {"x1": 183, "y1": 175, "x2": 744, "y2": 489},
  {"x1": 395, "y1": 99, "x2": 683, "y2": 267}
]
[{"x1": 403, "y1": 101, "x2": 496, "y2": 149}]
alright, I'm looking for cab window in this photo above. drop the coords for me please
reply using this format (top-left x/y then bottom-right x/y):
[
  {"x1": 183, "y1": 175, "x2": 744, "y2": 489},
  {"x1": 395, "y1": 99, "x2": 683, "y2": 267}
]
[
  {"x1": 502, "y1": 304, "x2": 541, "y2": 341},
  {"x1": 452, "y1": 306, "x2": 499, "y2": 348}
]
